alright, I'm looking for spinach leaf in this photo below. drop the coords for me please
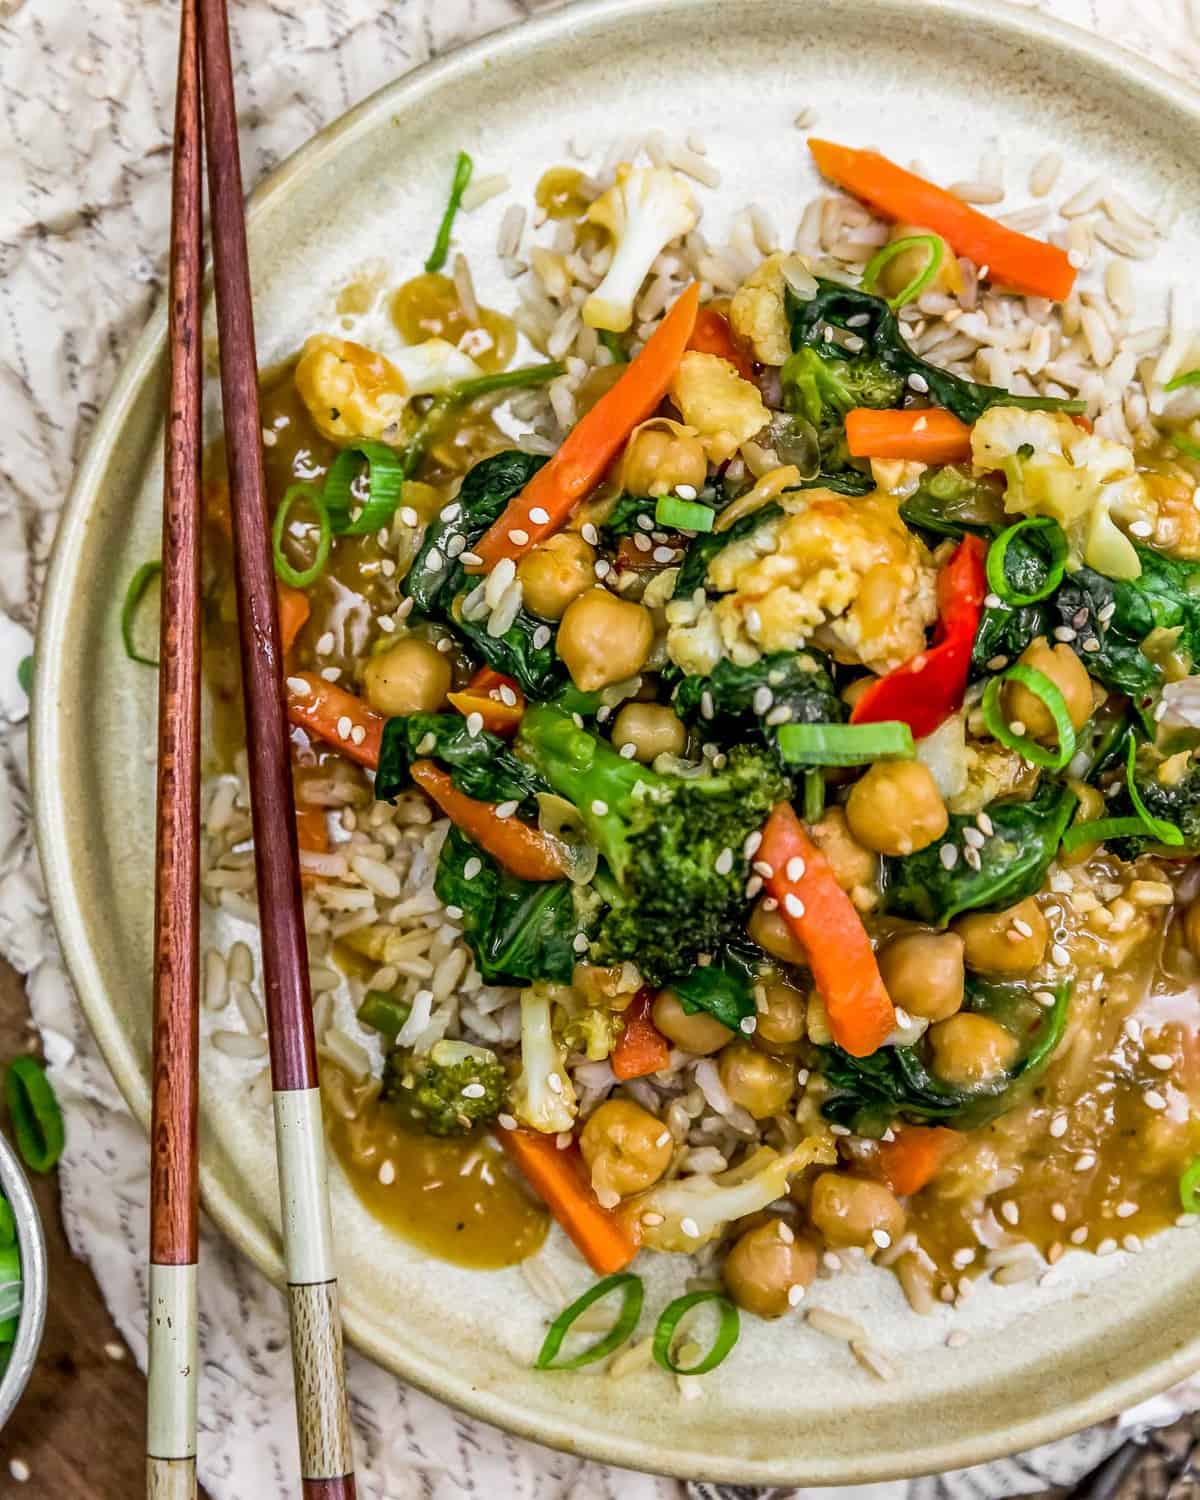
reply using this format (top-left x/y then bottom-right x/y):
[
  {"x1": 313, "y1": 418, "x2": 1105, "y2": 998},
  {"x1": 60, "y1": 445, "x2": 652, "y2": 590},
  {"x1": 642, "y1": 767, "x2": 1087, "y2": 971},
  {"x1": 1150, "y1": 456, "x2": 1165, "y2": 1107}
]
[
  {"x1": 821, "y1": 979, "x2": 1071, "y2": 1134},
  {"x1": 452, "y1": 596, "x2": 563, "y2": 699},
  {"x1": 672, "y1": 943, "x2": 762, "y2": 1031},
  {"x1": 782, "y1": 345, "x2": 904, "y2": 468},
  {"x1": 673, "y1": 650, "x2": 844, "y2": 753},
  {"x1": 1110, "y1": 749, "x2": 1200, "y2": 855},
  {"x1": 797, "y1": 470, "x2": 875, "y2": 497},
  {"x1": 883, "y1": 780, "x2": 1078, "y2": 925},
  {"x1": 434, "y1": 826, "x2": 584, "y2": 985},
  {"x1": 900, "y1": 465, "x2": 1007, "y2": 540},
  {"x1": 376, "y1": 713, "x2": 547, "y2": 808},
  {"x1": 600, "y1": 495, "x2": 658, "y2": 539},
  {"x1": 786, "y1": 280, "x2": 1084, "y2": 426},
  {"x1": 971, "y1": 599, "x2": 1048, "y2": 673}
]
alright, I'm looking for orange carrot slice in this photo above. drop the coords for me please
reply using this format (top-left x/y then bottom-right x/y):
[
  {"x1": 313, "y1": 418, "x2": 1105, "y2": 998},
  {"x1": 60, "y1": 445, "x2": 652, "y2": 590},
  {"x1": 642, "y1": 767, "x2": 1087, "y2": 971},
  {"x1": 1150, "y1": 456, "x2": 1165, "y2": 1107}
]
[
  {"x1": 876, "y1": 1125, "x2": 965, "y2": 1196},
  {"x1": 611, "y1": 989, "x2": 670, "y2": 1081},
  {"x1": 276, "y1": 583, "x2": 311, "y2": 655},
  {"x1": 687, "y1": 305, "x2": 755, "y2": 380},
  {"x1": 409, "y1": 760, "x2": 564, "y2": 882},
  {"x1": 285, "y1": 671, "x2": 384, "y2": 769},
  {"x1": 447, "y1": 666, "x2": 525, "y2": 737},
  {"x1": 845, "y1": 406, "x2": 972, "y2": 464}
]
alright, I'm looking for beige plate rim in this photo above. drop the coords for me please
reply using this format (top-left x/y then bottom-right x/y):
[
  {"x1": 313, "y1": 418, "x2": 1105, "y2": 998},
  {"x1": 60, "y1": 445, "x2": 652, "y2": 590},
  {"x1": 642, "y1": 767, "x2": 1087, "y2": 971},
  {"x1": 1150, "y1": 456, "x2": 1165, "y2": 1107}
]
[{"x1": 32, "y1": 0, "x2": 1200, "y2": 1482}]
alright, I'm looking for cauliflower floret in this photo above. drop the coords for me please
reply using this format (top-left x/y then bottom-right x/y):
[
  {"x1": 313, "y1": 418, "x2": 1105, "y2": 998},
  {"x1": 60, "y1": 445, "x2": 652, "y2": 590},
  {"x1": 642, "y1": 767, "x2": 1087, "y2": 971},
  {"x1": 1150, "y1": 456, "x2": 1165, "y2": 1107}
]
[
  {"x1": 668, "y1": 488, "x2": 938, "y2": 676},
  {"x1": 583, "y1": 166, "x2": 698, "y2": 333},
  {"x1": 621, "y1": 1138, "x2": 835, "y2": 1252},
  {"x1": 730, "y1": 252, "x2": 793, "y2": 366},
  {"x1": 510, "y1": 983, "x2": 578, "y2": 1135},
  {"x1": 970, "y1": 407, "x2": 1157, "y2": 580},
  {"x1": 669, "y1": 351, "x2": 769, "y2": 465}
]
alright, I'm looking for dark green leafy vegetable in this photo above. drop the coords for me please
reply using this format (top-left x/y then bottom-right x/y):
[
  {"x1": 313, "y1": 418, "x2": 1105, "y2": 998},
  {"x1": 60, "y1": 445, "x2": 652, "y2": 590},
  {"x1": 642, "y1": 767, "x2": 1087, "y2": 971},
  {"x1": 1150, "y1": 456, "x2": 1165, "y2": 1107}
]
[
  {"x1": 822, "y1": 979, "x2": 1071, "y2": 1134},
  {"x1": 600, "y1": 495, "x2": 659, "y2": 539},
  {"x1": 971, "y1": 598, "x2": 1048, "y2": 674},
  {"x1": 1106, "y1": 739, "x2": 1198, "y2": 856},
  {"x1": 671, "y1": 943, "x2": 762, "y2": 1031},
  {"x1": 786, "y1": 279, "x2": 1086, "y2": 426},
  {"x1": 883, "y1": 780, "x2": 1078, "y2": 925},
  {"x1": 434, "y1": 825, "x2": 586, "y2": 985},
  {"x1": 376, "y1": 713, "x2": 547, "y2": 808},
  {"x1": 672, "y1": 650, "x2": 843, "y2": 753},
  {"x1": 6, "y1": 1057, "x2": 64, "y2": 1174},
  {"x1": 899, "y1": 465, "x2": 1007, "y2": 540},
  {"x1": 383, "y1": 1038, "x2": 509, "y2": 1136}
]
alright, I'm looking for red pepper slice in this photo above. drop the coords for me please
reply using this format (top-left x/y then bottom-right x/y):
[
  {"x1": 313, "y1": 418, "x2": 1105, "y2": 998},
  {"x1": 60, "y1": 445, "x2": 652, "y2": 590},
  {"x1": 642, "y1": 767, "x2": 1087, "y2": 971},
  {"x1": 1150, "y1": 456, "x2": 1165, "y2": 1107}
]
[{"x1": 611, "y1": 988, "x2": 670, "y2": 1080}]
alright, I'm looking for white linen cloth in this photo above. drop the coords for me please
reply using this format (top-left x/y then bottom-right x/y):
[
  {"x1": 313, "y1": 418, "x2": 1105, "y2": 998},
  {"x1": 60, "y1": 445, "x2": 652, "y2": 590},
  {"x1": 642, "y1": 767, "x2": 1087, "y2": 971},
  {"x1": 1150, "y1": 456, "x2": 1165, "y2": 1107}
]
[{"x1": 2, "y1": 0, "x2": 1200, "y2": 1495}]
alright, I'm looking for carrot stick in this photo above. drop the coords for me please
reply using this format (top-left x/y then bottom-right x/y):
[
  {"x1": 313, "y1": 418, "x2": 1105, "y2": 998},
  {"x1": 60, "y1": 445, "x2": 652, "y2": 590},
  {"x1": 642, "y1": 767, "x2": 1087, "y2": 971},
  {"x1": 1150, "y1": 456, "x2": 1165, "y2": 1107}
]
[
  {"x1": 409, "y1": 760, "x2": 565, "y2": 882},
  {"x1": 808, "y1": 139, "x2": 1076, "y2": 302},
  {"x1": 276, "y1": 583, "x2": 311, "y2": 654},
  {"x1": 496, "y1": 1126, "x2": 639, "y2": 1276},
  {"x1": 757, "y1": 802, "x2": 895, "y2": 1058},
  {"x1": 296, "y1": 805, "x2": 330, "y2": 855},
  {"x1": 845, "y1": 406, "x2": 971, "y2": 464},
  {"x1": 447, "y1": 666, "x2": 525, "y2": 737},
  {"x1": 285, "y1": 671, "x2": 384, "y2": 770},
  {"x1": 469, "y1": 283, "x2": 701, "y2": 572},
  {"x1": 876, "y1": 1125, "x2": 964, "y2": 1196},
  {"x1": 611, "y1": 988, "x2": 670, "y2": 1080},
  {"x1": 687, "y1": 305, "x2": 755, "y2": 380}
]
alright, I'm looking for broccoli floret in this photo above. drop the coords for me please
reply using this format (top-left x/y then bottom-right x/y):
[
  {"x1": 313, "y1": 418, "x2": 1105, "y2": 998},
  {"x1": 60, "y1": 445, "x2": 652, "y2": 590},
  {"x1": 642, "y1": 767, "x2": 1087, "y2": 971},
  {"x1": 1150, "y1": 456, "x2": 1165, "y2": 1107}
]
[
  {"x1": 383, "y1": 1039, "x2": 509, "y2": 1137},
  {"x1": 781, "y1": 346, "x2": 904, "y2": 466},
  {"x1": 516, "y1": 704, "x2": 788, "y2": 985}
]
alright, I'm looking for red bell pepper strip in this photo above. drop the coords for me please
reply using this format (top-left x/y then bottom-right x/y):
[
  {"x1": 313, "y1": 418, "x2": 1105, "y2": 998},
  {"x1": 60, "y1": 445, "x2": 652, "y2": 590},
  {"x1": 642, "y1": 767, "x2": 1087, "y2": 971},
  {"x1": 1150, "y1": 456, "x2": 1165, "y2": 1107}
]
[
  {"x1": 611, "y1": 989, "x2": 670, "y2": 1080},
  {"x1": 850, "y1": 534, "x2": 987, "y2": 741},
  {"x1": 687, "y1": 305, "x2": 755, "y2": 381}
]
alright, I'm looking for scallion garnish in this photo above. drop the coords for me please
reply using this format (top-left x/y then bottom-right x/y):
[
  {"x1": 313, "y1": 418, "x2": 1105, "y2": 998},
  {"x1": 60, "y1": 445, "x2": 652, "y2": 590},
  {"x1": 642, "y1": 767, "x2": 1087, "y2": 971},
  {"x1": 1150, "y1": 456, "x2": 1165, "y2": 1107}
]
[
  {"x1": 1123, "y1": 734, "x2": 1185, "y2": 846},
  {"x1": 121, "y1": 560, "x2": 162, "y2": 667},
  {"x1": 777, "y1": 720, "x2": 915, "y2": 767},
  {"x1": 16, "y1": 657, "x2": 32, "y2": 697},
  {"x1": 981, "y1": 664, "x2": 1077, "y2": 771},
  {"x1": 1165, "y1": 370, "x2": 1200, "y2": 392},
  {"x1": 6, "y1": 1057, "x2": 64, "y2": 1174},
  {"x1": 356, "y1": 991, "x2": 412, "y2": 1040},
  {"x1": 1180, "y1": 1157, "x2": 1200, "y2": 1213},
  {"x1": 652, "y1": 1290, "x2": 740, "y2": 1376},
  {"x1": 803, "y1": 768, "x2": 825, "y2": 823},
  {"x1": 1171, "y1": 432, "x2": 1200, "y2": 462},
  {"x1": 453, "y1": 361, "x2": 566, "y2": 402},
  {"x1": 655, "y1": 497, "x2": 715, "y2": 533},
  {"x1": 1060, "y1": 816, "x2": 1152, "y2": 854},
  {"x1": 599, "y1": 329, "x2": 628, "y2": 363},
  {"x1": 985, "y1": 516, "x2": 1068, "y2": 606},
  {"x1": 425, "y1": 150, "x2": 474, "y2": 274},
  {"x1": 323, "y1": 442, "x2": 405, "y2": 537},
  {"x1": 272, "y1": 484, "x2": 332, "y2": 589},
  {"x1": 861, "y1": 234, "x2": 944, "y2": 311},
  {"x1": 534, "y1": 1272, "x2": 644, "y2": 1371}
]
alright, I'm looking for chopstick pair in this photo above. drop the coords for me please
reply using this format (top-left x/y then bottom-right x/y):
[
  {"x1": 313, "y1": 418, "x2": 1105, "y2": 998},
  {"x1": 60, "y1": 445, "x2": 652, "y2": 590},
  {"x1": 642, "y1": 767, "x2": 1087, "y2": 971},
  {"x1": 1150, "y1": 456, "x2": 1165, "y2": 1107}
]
[{"x1": 146, "y1": 1, "x2": 357, "y2": 1497}]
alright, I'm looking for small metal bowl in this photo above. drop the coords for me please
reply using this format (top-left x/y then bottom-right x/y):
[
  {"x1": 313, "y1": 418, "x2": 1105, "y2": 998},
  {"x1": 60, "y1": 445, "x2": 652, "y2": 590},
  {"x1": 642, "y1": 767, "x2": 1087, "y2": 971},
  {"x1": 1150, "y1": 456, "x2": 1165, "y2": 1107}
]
[{"x1": 0, "y1": 1130, "x2": 47, "y2": 1428}]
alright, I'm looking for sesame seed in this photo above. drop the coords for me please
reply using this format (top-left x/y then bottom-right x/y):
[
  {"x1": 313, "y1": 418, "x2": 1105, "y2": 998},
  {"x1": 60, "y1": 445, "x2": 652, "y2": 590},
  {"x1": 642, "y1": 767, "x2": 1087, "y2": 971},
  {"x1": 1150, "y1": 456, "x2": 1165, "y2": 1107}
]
[
  {"x1": 641, "y1": 1211, "x2": 665, "y2": 1227},
  {"x1": 336, "y1": 715, "x2": 351, "y2": 740},
  {"x1": 493, "y1": 800, "x2": 518, "y2": 819},
  {"x1": 655, "y1": 1131, "x2": 671, "y2": 1148},
  {"x1": 951, "y1": 1248, "x2": 976, "y2": 1268},
  {"x1": 762, "y1": 897, "x2": 779, "y2": 912},
  {"x1": 1082, "y1": 637, "x2": 1102, "y2": 653},
  {"x1": 466, "y1": 711, "x2": 484, "y2": 738},
  {"x1": 976, "y1": 813, "x2": 994, "y2": 836},
  {"x1": 1070, "y1": 1226, "x2": 1088, "y2": 1244},
  {"x1": 378, "y1": 1159, "x2": 396, "y2": 1186},
  {"x1": 786, "y1": 856, "x2": 806, "y2": 882},
  {"x1": 752, "y1": 860, "x2": 774, "y2": 878},
  {"x1": 1049, "y1": 1113, "x2": 1068, "y2": 1138},
  {"x1": 1000, "y1": 1201, "x2": 1020, "y2": 1225},
  {"x1": 784, "y1": 893, "x2": 805, "y2": 919},
  {"x1": 462, "y1": 1082, "x2": 486, "y2": 1099},
  {"x1": 1123, "y1": 1233, "x2": 1144, "y2": 1252},
  {"x1": 829, "y1": 1123, "x2": 851, "y2": 1137},
  {"x1": 964, "y1": 846, "x2": 982, "y2": 871},
  {"x1": 286, "y1": 676, "x2": 311, "y2": 696},
  {"x1": 581, "y1": 523, "x2": 599, "y2": 545},
  {"x1": 395, "y1": 597, "x2": 415, "y2": 620},
  {"x1": 1050, "y1": 1203, "x2": 1067, "y2": 1222},
  {"x1": 556, "y1": 1131, "x2": 573, "y2": 1150},
  {"x1": 907, "y1": 372, "x2": 930, "y2": 393},
  {"x1": 416, "y1": 732, "x2": 437, "y2": 755},
  {"x1": 533, "y1": 625, "x2": 552, "y2": 649},
  {"x1": 740, "y1": 1016, "x2": 757, "y2": 1034},
  {"x1": 619, "y1": 742, "x2": 637, "y2": 759},
  {"x1": 460, "y1": 551, "x2": 483, "y2": 567},
  {"x1": 676, "y1": 484, "x2": 698, "y2": 500},
  {"x1": 744, "y1": 875, "x2": 763, "y2": 898},
  {"x1": 984, "y1": 593, "x2": 1003, "y2": 610},
  {"x1": 633, "y1": 532, "x2": 653, "y2": 553},
  {"x1": 377, "y1": 616, "x2": 395, "y2": 633},
  {"x1": 8, "y1": 1460, "x2": 30, "y2": 1484},
  {"x1": 594, "y1": 560, "x2": 611, "y2": 579},
  {"x1": 350, "y1": 725, "x2": 366, "y2": 746},
  {"x1": 320, "y1": 666, "x2": 342, "y2": 682},
  {"x1": 316, "y1": 631, "x2": 335, "y2": 655},
  {"x1": 743, "y1": 831, "x2": 763, "y2": 858},
  {"x1": 445, "y1": 535, "x2": 466, "y2": 559},
  {"x1": 105, "y1": 1341, "x2": 126, "y2": 1361},
  {"x1": 1034, "y1": 990, "x2": 1057, "y2": 1009},
  {"x1": 715, "y1": 847, "x2": 734, "y2": 875},
  {"x1": 962, "y1": 827, "x2": 985, "y2": 850},
  {"x1": 653, "y1": 546, "x2": 676, "y2": 564},
  {"x1": 680, "y1": 1216, "x2": 701, "y2": 1238},
  {"x1": 1096, "y1": 1237, "x2": 1118, "y2": 1256},
  {"x1": 1149, "y1": 1053, "x2": 1174, "y2": 1071},
  {"x1": 508, "y1": 528, "x2": 530, "y2": 545},
  {"x1": 1144, "y1": 1089, "x2": 1168, "y2": 1111},
  {"x1": 872, "y1": 1229, "x2": 892, "y2": 1249},
  {"x1": 823, "y1": 1251, "x2": 842, "y2": 1271},
  {"x1": 572, "y1": 933, "x2": 589, "y2": 953},
  {"x1": 444, "y1": 905, "x2": 463, "y2": 920},
  {"x1": 1008, "y1": 719, "x2": 1027, "y2": 737},
  {"x1": 765, "y1": 704, "x2": 793, "y2": 727},
  {"x1": 498, "y1": 1113, "x2": 517, "y2": 1130},
  {"x1": 591, "y1": 799, "x2": 609, "y2": 816},
  {"x1": 1097, "y1": 601, "x2": 1117, "y2": 623},
  {"x1": 547, "y1": 1073, "x2": 563, "y2": 1095},
  {"x1": 1129, "y1": 520, "x2": 1153, "y2": 538},
  {"x1": 528, "y1": 506, "x2": 551, "y2": 525},
  {"x1": 436, "y1": 638, "x2": 452, "y2": 653},
  {"x1": 987, "y1": 654, "x2": 1009, "y2": 671},
  {"x1": 939, "y1": 844, "x2": 959, "y2": 870},
  {"x1": 637, "y1": 513, "x2": 655, "y2": 531},
  {"x1": 1074, "y1": 1152, "x2": 1097, "y2": 1172},
  {"x1": 787, "y1": 1283, "x2": 806, "y2": 1307},
  {"x1": 1053, "y1": 626, "x2": 1077, "y2": 643},
  {"x1": 400, "y1": 505, "x2": 420, "y2": 527},
  {"x1": 464, "y1": 857, "x2": 483, "y2": 880},
  {"x1": 1115, "y1": 1200, "x2": 1138, "y2": 1218},
  {"x1": 752, "y1": 685, "x2": 774, "y2": 715},
  {"x1": 1051, "y1": 943, "x2": 1070, "y2": 967},
  {"x1": 425, "y1": 548, "x2": 444, "y2": 572}
]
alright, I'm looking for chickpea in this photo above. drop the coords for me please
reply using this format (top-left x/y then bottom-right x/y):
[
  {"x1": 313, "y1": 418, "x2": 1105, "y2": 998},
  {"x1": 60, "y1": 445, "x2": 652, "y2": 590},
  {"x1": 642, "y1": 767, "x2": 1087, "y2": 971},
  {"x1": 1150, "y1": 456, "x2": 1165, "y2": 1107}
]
[
  {"x1": 878, "y1": 223, "x2": 963, "y2": 302},
  {"x1": 954, "y1": 897, "x2": 1048, "y2": 975},
  {"x1": 362, "y1": 637, "x2": 450, "y2": 716},
  {"x1": 808, "y1": 808, "x2": 879, "y2": 899},
  {"x1": 516, "y1": 533, "x2": 596, "y2": 621},
  {"x1": 722, "y1": 1220, "x2": 818, "y2": 1318},
  {"x1": 845, "y1": 762, "x2": 948, "y2": 857},
  {"x1": 748, "y1": 899, "x2": 807, "y2": 966},
  {"x1": 717, "y1": 1043, "x2": 795, "y2": 1120},
  {"x1": 651, "y1": 988, "x2": 732, "y2": 1055},
  {"x1": 754, "y1": 979, "x2": 808, "y2": 1053},
  {"x1": 877, "y1": 931, "x2": 965, "y2": 1022},
  {"x1": 556, "y1": 590, "x2": 654, "y2": 692},
  {"x1": 1005, "y1": 637, "x2": 1093, "y2": 745},
  {"x1": 612, "y1": 702, "x2": 686, "y2": 763},
  {"x1": 617, "y1": 418, "x2": 707, "y2": 498},
  {"x1": 809, "y1": 1172, "x2": 906, "y2": 1250},
  {"x1": 1183, "y1": 896, "x2": 1200, "y2": 962},
  {"x1": 579, "y1": 1098, "x2": 673, "y2": 1197},
  {"x1": 928, "y1": 1014, "x2": 1019, "y2": 1088}
]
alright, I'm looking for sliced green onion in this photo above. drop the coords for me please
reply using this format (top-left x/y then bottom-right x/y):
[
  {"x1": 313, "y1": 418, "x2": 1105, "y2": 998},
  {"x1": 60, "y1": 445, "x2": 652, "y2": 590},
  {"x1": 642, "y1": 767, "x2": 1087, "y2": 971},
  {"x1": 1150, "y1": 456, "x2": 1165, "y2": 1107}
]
[
  {"x1": 121, "y1": 560, "x2": 162, "y2": 667},
  {"x1": 1171, "y1": 432, "x2": 1200, "y2": 462},
  {"x1": 777, "y1": 720, "x2": 914, "y2": 767},
  {"x1": 6, "y1": 1057, "x2": 64, "y2": 1174},
  {"x1": 453, "y1": 361, "x2": 566, "y2": 402},
  {"x1": 16, "y1": 657, "x2": 32, "y2": 697},
  {"x1": 535, "y1": 1273, "x2": 644, "y2": 1371},
  {"x1": 1165, "y1": 370, "x2": 1200, "y2": 392},
  {"x1": 356, "y1": 991, "x2": 412, "y2": 1040},
  {"x1": 981, "y1": 665, "x2": 1077, "y2": 771},
  {"x1": 1180, "y1": 1157, "x2": 1200, "y2": 1213},
  {"x1": 271, "y1": 484, "x2": 332, "y2": 589},
  {"x1": 861, "y1": 234, "x2": 944, "y2": 311},
  {"x1": 985, "y1": 517, "x2": 1068, "y2": 606},
  {"x1": 425, "y1": 150, "x2": 474, "y2": 274},
  {"x1": 652, "y1": 1291, "x2": 740, "y2": 1376},
  {"x1": 0, "y1": 1196, "x2": 15, "y2": 1251},
  {"x1": 655, "y1": 497, "x2": 715, "y2": 533},
  {"x1": 1061, "y1": 816, "x2": 1155, "y2": 854},
  {"x1": 1124, "y1": 734, "x2": 1185, "y2": 846},
  {"x1": 324, "y1": 442, "x2": 405, "y2": 537},
  {"x1": 803, "y1": 768, "x2": 825, "y2": 823},
  {"x1": 599, "y1": 329, "x2": 628, "y2": 363}
]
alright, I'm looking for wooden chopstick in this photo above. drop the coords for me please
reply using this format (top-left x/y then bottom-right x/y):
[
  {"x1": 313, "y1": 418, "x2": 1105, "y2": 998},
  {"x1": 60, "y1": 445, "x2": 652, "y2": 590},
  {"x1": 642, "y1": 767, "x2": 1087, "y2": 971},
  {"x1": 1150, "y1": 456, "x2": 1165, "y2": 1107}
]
[
  {"x1": 147, "y1": 0, "x2": 203, "y2": 1492},
  {"x1": 195, "y1": 1, "x2": 358, "y2": 1495}
]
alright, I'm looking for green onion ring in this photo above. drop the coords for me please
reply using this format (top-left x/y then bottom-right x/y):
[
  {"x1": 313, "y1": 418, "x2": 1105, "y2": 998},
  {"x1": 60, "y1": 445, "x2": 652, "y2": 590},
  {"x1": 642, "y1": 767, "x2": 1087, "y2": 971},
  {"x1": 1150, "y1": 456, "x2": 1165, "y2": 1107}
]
[
  {"x1": 1180, "y1": 1158, "x2": 1200, "y2": 1213},
  {"x1": 803, "y1": 768, "x2": 826, "y2": 824},
  {"x1": 16, "y1": 657, "x2": 32, "y2": 697},
  {"x1": 535, "y1": 1273, "x2": 644, "y2": 1371},
  {"x1": 121, "y1": 560, "x2": 162, "y2": 667},
  {"x1": 1165, "y1": 370, "x2": 1200, "y2": 392},
  {"x1": 985, "y1": 517, "x2": 1068, "y2": 606},
  {"x1": 0, "y1": 1196, "x2": 15, "y2": 1251},
  {"x1": 598, "y1": 329, "x2": 628, "y2": 363},
  {"x1": 1171, "y1": 432, "x2": 1200, "y2": 462},
  {"x1": 324, "y1": 442, "x2": 405, "y2": 537},
  {"x1": 425, "y1": 150, "x2": 474, "y2": 274},
  {"x1": 1060, "y1": 816, "x2": 1158, "y2": 854},
  {"x1": 272, "y1": 484, "x2": 332, "y2": 589},
  {"x1": 981, "y1": 665, "x2": 1077, "y2": 771},
  {"x1": 655, "y1": 497, "x2": 716, "y2": 533},
  {"x1": 652, "y1": 1291, "x2": 740, "y2": 1376},
  {"x1": 777, "y1": 720, "x2": 915, "y2": 767},
  {"x1": 861, "y1": 234, "x2": 944, "y2": 311},
  {"x1": 6, "y1": 1057, "x2": 64, "y2": 1174},
  {"x1": 1123, "y1": 735, "x2": 1185, "y2": 846}
]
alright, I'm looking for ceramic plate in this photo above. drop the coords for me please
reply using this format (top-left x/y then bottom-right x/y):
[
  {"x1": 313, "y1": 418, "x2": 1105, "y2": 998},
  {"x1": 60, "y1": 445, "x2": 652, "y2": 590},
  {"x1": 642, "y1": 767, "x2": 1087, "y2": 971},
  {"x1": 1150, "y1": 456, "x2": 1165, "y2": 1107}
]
[{"x1": 33, "y1": 0, "x2": 1200, "y2": 1482}]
